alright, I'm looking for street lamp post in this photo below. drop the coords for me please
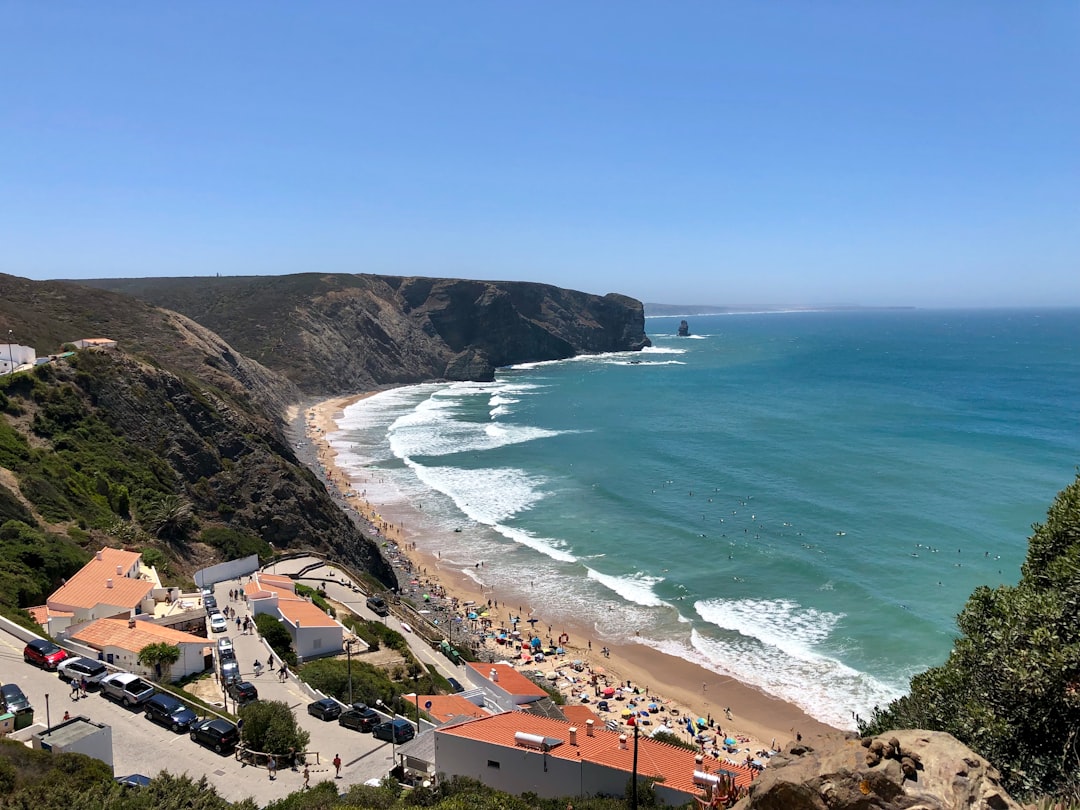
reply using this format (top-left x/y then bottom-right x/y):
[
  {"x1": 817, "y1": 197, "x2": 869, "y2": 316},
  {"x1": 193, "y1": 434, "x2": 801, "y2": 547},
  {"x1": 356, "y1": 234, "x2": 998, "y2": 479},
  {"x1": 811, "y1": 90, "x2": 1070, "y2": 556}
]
[
  {"x1": 45, "y1": 693, "x2": 51, "y2": 729},
  {"x1": 5, "y1": 330, "x2": 13, "y2": 376},
  {"x1": 631, "y1": 719, "x2": 640, "y2": 810},
  {"x1": 346, "y1": 639, "x2": 355, "y2": 705}
]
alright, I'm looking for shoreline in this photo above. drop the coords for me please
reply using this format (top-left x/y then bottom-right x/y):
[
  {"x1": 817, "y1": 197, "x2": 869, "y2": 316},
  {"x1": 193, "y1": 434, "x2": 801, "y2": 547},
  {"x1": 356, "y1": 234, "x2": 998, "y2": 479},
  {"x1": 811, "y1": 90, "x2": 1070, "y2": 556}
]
[{"x1": 296, "y1": 391, "x2": 837, "y2": 753}]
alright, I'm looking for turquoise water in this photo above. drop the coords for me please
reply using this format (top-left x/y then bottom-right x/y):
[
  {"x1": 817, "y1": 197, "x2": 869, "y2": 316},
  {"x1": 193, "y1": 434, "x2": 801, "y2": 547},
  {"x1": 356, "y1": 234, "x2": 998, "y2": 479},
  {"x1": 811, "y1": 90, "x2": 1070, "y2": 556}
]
[{"x1": 329, "y1": 309, "x2": 1080, "y2": 728}]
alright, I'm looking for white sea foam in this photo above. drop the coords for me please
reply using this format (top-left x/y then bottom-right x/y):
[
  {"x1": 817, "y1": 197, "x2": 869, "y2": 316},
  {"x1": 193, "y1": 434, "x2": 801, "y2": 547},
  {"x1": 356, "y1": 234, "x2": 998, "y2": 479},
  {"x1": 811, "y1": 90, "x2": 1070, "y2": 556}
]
[
  {"x1": 587, "y1": 569, "x2": 666, "y2": 607},
  {"x1": 405, "y1": 461, "x2": 546, "y2": 525},
  {"x1": 695, "y1": 597, "x2": 841, "y2": 660},
  {"x1": 490, "y1": 524, "x2": 577, "y2": 563},
  {"x1": 640, "y1": 345, "x2": 687, "y2": 355},
  {"x1": 388, "y1": 406, "x2": 564, "y2": 458}
]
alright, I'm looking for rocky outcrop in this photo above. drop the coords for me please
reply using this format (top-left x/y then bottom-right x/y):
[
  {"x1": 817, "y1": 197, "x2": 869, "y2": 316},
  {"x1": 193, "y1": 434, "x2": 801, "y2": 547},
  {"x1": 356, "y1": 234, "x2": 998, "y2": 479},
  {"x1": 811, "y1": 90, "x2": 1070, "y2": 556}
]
[
  {"x1": 78, "y1": 273, "x2": 652, "y2": 394},
  {"x1": 733, "y1": 730, "x2": 1020, "y2": 810},
  {"x1": 678, "y1": 319, "x2": 690, "y2": 336}
]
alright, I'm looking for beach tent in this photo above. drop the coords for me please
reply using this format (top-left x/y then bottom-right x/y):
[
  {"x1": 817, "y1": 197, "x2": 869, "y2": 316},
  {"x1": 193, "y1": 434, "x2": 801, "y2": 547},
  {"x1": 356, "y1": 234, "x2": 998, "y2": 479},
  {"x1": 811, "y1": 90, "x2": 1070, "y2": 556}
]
[{"x1": 530, "y1": 637, "x2": 542, "y2": 648}]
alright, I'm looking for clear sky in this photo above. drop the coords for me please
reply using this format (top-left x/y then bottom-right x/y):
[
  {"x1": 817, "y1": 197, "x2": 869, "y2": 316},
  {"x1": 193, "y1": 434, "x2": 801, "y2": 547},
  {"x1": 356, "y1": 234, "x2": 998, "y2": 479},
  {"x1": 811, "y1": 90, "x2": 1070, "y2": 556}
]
[{"x1": 2, "y1": 3, "x2": 1077, "y2": 308}]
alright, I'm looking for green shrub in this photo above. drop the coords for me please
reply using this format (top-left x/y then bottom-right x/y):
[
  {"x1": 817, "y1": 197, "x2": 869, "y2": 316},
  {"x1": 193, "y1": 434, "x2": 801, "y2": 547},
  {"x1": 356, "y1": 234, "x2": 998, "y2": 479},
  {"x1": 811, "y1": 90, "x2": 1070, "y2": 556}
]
[
  {"x1": 255, "y1": 613, "x2": 297, "y2": 667},
  {"x1": 200, "y1": 526, "x2": 272, "y2": 562},
  {"x1": 238, "y1": 700, "x2": 310, "y2": 758}
]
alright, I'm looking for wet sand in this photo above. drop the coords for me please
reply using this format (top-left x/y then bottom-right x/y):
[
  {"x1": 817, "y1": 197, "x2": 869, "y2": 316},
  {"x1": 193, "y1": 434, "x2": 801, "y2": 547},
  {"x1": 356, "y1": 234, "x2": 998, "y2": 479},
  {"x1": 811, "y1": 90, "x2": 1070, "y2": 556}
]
[{"x1": 296, "y1": 393, "x2": 837, "y2": 753}]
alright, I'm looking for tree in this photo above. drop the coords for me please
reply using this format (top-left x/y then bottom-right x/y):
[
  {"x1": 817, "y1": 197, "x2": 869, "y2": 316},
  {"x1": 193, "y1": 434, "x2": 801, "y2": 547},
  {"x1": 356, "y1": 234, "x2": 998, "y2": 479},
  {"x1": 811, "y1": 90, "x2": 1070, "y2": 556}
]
[
  {"x1": 239, "y1": 699, "x2": 310, "y2": 759},
  {"x1": 255, "y1": 613, "x2": 297, "y2": 666},
  {"x1": 137, "y1": 642, "x2": 181, "y2": 682}
]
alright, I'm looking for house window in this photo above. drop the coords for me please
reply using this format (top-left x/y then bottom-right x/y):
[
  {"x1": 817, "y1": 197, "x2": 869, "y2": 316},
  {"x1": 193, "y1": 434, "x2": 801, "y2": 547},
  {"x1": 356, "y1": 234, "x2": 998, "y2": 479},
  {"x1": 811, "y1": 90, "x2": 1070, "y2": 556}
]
[
  {"x1": 312, "y1": 638, "x2": 322, "y2": 649},
  {"x1": 487, "y1": 760, "x2": 500, "y2": 769}
]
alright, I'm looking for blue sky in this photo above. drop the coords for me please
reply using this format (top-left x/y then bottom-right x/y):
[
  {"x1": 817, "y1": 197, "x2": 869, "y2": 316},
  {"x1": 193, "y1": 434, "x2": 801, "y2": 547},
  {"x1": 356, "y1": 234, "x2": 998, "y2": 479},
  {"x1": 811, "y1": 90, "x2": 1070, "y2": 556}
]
[{"x1": 2, "y1": 3, "x2": 1077, "y2": 307}]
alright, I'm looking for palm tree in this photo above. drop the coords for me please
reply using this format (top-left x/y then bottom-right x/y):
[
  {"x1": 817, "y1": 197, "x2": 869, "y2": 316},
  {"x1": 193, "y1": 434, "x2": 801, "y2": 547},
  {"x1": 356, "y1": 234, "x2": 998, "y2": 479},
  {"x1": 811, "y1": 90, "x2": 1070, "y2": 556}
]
[{"x1": 138, "y1": 642, "x2": 181, "y2": 682}]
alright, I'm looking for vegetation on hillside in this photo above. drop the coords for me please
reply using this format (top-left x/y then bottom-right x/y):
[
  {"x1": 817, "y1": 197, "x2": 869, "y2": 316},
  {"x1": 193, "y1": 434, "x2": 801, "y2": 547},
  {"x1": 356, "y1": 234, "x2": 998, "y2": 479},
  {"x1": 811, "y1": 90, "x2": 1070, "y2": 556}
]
[{"x1": 861, "y1": 472, "x2": 1080, "y2": 799}]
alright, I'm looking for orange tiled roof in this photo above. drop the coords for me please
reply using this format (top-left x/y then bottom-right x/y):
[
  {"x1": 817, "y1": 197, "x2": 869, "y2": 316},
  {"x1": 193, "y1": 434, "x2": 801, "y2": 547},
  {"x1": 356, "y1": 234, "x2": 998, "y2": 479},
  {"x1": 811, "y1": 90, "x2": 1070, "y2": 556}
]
[
  {"x1": 71, "y1": 617, "x2": 207, "y2": 653},
  {"x1": 27, "y1": 605, "x2": 74, "y2": 625},
  {"x1": 437, "y1": 712, "x2": 758, "y2": 795},
  {"x1": 277, "y1": 596, "x2": 339, "y2": 628},
  {"x1": 257, "y1": 573, "x2": 294, "y2": 590},
  {"x1": 466, "y1": 662, "x2": 549, "y2": 699},
  {"x1": 406, "y1": 693, "x2": 489, "y2": 723},
  {"x1": 48, "y1": 548, "x2": 152, "y2": 611},
  {"x1": 244, "y1": 581, "x2": 270, "y2": 598},
  {"x1": 562, "y1": 704, "x2": 602, "y2": 726}
]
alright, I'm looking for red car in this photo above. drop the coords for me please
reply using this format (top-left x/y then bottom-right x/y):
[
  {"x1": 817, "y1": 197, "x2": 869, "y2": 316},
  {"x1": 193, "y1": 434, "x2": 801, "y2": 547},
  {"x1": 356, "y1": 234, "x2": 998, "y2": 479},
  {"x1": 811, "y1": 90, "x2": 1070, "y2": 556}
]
[{"x1": 24, "y1": 638, "x2": 68, "y2": 670}]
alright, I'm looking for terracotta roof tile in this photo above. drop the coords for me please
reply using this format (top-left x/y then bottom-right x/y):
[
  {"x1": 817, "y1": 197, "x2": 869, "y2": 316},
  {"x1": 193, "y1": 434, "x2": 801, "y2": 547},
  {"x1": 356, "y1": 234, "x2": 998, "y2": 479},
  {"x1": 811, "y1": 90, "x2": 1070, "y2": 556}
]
[
  {"x1": 437, "y1": 712, "x2": 758, "y2": 795},
  {"x1": 258, "y1": 573, "x2": 294, "y2": 590},
  {"x1": 466, "y1": 662, "x2": 549, "y2": 699},
  {"x1": 71, "y1": 617, "x2": 207, "y2": 653},
  {"x1": 276, "y1": 596, "x2": 339, "y2": 628},
  {"x1": 48, "y1": 548, "x2": 152, "y2": 611},
  {"x1": 27, "y1": 605, "x2": 74, "y2": 625},
  {"x1": 405, "y1": 693, "x2": 489, "y2": 723},
  {"x1": 562, "y1": 704, "x2": 602, "y2": 726}
]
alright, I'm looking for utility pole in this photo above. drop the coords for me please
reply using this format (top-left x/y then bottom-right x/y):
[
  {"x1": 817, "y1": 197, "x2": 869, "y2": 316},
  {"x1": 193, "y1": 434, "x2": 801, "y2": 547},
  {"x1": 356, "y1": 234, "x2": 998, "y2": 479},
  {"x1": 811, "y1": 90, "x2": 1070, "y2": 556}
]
[{"x1": 631, "y1": 719, "x2": 640, "y2": 810}]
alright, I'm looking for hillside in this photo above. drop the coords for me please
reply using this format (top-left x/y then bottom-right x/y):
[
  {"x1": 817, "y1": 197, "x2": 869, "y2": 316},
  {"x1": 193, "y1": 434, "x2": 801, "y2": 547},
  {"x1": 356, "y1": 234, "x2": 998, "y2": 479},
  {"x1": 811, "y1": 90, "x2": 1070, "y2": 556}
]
[{"x1": 78, "y1": 273, "x2": 651, "y2": 394}]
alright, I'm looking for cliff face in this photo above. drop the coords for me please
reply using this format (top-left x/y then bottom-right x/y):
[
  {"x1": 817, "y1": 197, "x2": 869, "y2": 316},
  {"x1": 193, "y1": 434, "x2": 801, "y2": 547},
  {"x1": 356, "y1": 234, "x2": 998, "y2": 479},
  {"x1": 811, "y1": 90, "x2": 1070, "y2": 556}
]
[
  {"x1": 78, "y1": 273, "x2": 652, "y2": 394},
  {"x1": 0, "y1": 350, "x2": 392, "y2": 586}
]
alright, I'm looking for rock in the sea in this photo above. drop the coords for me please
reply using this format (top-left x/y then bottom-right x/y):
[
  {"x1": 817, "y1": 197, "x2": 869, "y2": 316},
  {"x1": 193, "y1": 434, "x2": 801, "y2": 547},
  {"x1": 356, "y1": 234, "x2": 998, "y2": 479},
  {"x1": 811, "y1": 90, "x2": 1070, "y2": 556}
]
[
  {"x1": 678, "y1": 319, "x2": 690, "y2": 336},
  {"x1": 731, "y1": 729, "x2": 1021, "y2": 810}
]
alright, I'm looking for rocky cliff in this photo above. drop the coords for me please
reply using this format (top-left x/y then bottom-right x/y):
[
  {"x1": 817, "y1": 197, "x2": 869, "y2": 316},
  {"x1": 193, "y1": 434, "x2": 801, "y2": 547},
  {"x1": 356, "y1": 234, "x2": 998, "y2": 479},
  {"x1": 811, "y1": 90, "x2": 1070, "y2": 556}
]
[
  {"x1": 78, "y1": 273, "x2": 652, "y2": 394},
  {"x1": 734, "y1": 729, "x2": 1020, "y2": 810}
]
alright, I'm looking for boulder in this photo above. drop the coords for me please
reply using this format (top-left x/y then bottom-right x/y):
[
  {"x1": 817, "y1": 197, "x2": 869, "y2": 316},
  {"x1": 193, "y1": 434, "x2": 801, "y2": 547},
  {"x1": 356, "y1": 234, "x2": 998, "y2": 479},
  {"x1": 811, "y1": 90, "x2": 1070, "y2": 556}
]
[{"x1": 732, "y1": 729, "x2": 1021, "y2": 810}]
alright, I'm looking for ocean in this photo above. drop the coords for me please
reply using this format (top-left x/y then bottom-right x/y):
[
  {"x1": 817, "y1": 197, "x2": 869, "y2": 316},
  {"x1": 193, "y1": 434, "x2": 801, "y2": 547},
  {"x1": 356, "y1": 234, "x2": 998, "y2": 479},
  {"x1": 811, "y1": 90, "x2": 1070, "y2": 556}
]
[{"x1": 327, "y1": 308, "x2": 1080, "y2": 729}]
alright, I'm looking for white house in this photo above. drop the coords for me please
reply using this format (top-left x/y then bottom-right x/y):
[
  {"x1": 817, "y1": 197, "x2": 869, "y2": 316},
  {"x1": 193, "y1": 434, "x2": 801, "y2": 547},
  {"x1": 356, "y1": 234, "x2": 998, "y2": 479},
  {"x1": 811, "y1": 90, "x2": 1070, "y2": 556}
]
[
  {"x1": 71, "y1": 337, "x2": 118, "y2": 350},
  {"x1": 244, "y1": 573, "x2": 343, "y2": 661},
  {"x1": 463, "y1": 662, "x2": 551, "y2": 712},
  {"x1": 69, "y1": 617, "x2": 209, "y2": 681},
  {"x1": 1, "y1": 343, "x2": 35, "y2": 374},
  {"x1": 40, "y1": 548, "x2": 159, "y2": 636},
  {"x1": 432, "y1": 712, "x2": 758, "y2": 806}
]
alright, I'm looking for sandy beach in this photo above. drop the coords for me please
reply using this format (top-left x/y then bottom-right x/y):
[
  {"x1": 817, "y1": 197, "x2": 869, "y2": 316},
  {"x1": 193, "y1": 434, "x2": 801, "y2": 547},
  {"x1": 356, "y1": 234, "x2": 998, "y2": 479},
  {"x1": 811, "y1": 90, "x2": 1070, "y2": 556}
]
[{"x1": 294, "y1": 393, "x2": 837, "y2": 758}]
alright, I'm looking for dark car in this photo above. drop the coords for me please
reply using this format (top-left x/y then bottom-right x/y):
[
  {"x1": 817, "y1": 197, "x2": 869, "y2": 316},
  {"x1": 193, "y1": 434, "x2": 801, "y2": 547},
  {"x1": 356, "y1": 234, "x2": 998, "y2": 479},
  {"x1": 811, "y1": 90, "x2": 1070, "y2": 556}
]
[
  {"x1": 1, "y1": 683, "x2": 31, "y2": 714},
  {"x1": 227, "y1": 680, "x2": 258, "y2": 707},
  {"x1": 365, "y1": 595, "x2": 390, "y2": 616},
  {"x1": 203, "y1": 594, "x2": 218, "y2": 614},
  {"x1": 115, "y1": 774, "x2": 152, "y2": 788},
  {"x1": 24, "y1": 638, "x2": 68, "y2": 670},
  {"x1": 189, "y1": 717, "x2": 239, "y2": 754},
  {"x1": 338, "y1": 702, "x2": 380, "y2": 732},
  {"x1": 57, "y1": 656, "x2": 109, "y2": 688},
  {"x1": 447, "y1": 677, "x2": 464, "y2": 693},
  {"x1": 306, "y1": 698, "x2": 342, "y2": 721},
  {"x1": 372, "y1": 718, "x2": 415, "y2": 744},
  {"x1": 219, "y1": 659, "x2": 240, "y2": 686},
  {"x1": 144, "y1": 692, "x2": 197, "y2": 732}
]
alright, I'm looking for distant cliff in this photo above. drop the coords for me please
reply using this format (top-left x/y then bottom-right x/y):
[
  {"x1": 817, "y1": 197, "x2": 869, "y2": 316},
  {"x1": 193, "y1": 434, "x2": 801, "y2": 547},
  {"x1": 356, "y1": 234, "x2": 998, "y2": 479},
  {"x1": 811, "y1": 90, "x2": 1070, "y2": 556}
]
[{"x1": 80, "y1": 273, "x2": 651, "y2": 394}]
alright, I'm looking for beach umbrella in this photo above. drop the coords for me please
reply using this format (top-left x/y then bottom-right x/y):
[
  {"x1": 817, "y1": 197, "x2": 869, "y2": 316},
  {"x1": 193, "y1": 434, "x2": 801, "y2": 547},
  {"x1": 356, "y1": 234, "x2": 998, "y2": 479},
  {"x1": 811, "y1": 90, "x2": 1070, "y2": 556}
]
[
  {"x1": 725, "y1": 737, "x2": 737, "y2": 746},
  {"x1": 526, "y1": 617, "x2": 539, "y2": 626},
  {"x1": 603, "y1": 687, "x2": 615, "y2": 697},
  {"x1": 556, "y1": 647, "x2": 565, "y2": 654},
  {"x1": 468, "y1": 612, "x2": 478, "y2": 619},
  {"x1": 697, "y1": 717, "x2": 707, "y2": 728},
  {"x1": 530, "y1": 637, "x2": 542, "y2": 648},
  {"x1": 479, "y1": 611, "x2": 489, "y2": 618},
  {"x1": 648, "y1": 702, "x2": 658, "y2": 711},
  {"x1": 620, "y1": 709, "x2": 632, "y2": 717}
]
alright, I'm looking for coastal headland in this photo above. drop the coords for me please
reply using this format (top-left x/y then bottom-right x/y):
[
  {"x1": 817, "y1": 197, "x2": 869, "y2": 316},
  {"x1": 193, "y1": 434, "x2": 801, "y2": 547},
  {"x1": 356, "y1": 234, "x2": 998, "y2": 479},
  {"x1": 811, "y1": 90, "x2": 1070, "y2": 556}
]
[{"x1": 294, "y1": 392, "x2": 838, "y2": 754}]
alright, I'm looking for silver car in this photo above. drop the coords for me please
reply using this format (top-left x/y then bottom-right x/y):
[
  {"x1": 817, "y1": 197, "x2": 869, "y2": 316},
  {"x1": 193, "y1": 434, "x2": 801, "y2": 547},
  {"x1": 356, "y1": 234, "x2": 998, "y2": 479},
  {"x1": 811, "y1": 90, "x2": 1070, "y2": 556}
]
[{"x1": 100, "y1": 672, "x2": 156, "y2": 707}]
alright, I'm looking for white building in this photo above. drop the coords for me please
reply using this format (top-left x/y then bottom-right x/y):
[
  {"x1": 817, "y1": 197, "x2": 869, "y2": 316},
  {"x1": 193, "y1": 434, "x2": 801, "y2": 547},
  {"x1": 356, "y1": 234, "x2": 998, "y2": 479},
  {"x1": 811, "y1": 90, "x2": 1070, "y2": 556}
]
[
  {"x1": 1, "y1": 343, "x2": 35, "y2": 374},
  {"x1": 69, "y1": 617, "x2": 209, "y2": 681},
  {"x1": 244, "y1": 573, "x2": 343, "y2": 661}
]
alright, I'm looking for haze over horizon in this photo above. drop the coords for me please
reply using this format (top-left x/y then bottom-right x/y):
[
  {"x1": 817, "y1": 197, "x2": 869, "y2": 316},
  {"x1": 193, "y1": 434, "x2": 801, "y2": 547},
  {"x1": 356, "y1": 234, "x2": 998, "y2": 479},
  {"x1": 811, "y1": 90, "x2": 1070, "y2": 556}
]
[{"x1": 2, "y1": 4, "x2": 1077, "y2": 309}]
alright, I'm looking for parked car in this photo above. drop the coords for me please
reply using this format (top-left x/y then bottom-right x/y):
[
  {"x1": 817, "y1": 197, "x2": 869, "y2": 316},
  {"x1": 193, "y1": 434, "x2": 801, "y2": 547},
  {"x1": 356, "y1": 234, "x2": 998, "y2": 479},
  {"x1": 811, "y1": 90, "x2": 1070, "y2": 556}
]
[
  {"x1": 0, "y1": 683, "x2": 31, "y2": 714},
  {"x1": 365, "y1": 595, "x2": 390, "y2": 616},
  {"x1": 217, "y1": 637, "x2": 234, "y2": 657},
  {"x1": 57, "y1": 656, "x2": 109, "y2": 687},
  {"x1": 307, "y1": 698, "x2": 342, "y2": 721},
  {"x1": 189, "y1": 717, "x2": 239, "y2": 754},
  {"x1": 338, "y1": 702, "x2": 380, "y2": 732},
  {"x1": 100, "y1": 672, "x2": 156, "y2": 707},
  {"x1": 115, "y1": 774, "x2": 152, "y2": 788},
  {"x1": 209, "y1": 612, "x2": 227, "y2": 633},
  {"x1": 143, "y1": 692, "x2": 197, "y2": 732},
  {"x1": 447, "y1": 677, "x2": 464, "y2": 693},
  {"x1": 23, "y1": 638, "x2": 68, "y2": 670},
  {"x1": 372, "y1": 718, "x2": 415, "y2": 744},
  {"x1": 219, "y1": 659, "x2": 240, "y2": 686},
  {"x1": 203, "y1": 594, "x2": 218, "y2": 614},
  {"x1": 227, "y1": 680, "x2": 258, "y2": 707}
]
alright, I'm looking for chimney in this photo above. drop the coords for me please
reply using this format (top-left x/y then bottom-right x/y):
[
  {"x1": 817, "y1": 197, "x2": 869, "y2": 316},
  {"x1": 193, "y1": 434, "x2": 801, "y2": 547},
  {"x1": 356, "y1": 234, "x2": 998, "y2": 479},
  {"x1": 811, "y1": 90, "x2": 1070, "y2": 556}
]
[
  {"x1": 95, "y1": 550, "x2": 103, "y2": 561},
  {"x1": 106, "y1": 578, "x2": 113, "y2": 589},
  {"x1": 619, "y1": 734, "x2": 628, "y2": 750},
  {"x1": 489, "y1": 668, "x2": 499, "y2": 682},
  {"x1": 695, "y1": 754, "x2": 704, "y2": 766},
  {"x1": 128, "y1": 618, "x2": 136, "y2": 628},
  {"x1": 586, "y1": 719, "x2": 594, "y2": 737},
  {"x1": 569, "y1": 727, "x2": 577, "y2": 746},
  {"x1": 116, "y1": 565, "x2": 123, "y2": 575}
]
